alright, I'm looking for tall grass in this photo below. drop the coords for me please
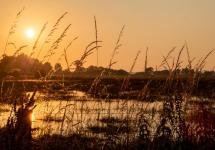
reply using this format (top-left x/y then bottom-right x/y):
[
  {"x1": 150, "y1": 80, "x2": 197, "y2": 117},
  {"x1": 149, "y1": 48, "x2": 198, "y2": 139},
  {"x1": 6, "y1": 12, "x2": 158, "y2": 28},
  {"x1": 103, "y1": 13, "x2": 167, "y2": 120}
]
[
  {"x1": 36, "y1": 12, "x2": 68, "y2": 60},
  {"x1": 3, "y1": 7, "x2": 25, "y2": 56},
  {"x1": 0, "y1": 9, "x2": 214, "y2": 150},
  {"x1": 88, "y1": 25, "x2": 125, "y2": 96}
]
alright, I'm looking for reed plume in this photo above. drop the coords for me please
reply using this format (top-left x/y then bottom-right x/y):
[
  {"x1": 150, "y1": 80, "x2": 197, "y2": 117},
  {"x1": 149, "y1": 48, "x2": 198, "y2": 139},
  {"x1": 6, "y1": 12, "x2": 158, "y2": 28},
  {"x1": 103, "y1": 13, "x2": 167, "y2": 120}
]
[
  {"x1": 72, "y1": 40, "x2": 102, "y2": 71},
  {"x1": 120, "y1": 50, "x2": 141, "y2": 91},
  {"x1": 64, "y1": 37, "x2": 79, "y2": 71},
  {"x1": 42, "y1": 24, "x2": 72, "y2": 63},
  {"x1": 108, "y1": 25, "x2": 125, "y2": 70},
  {"x1": 94, "y1": 16, "x2": 99, "y2": 66},
  {"x1": 4, "y1": 7, "x2": 25, "y2": 56},
  {"x1": 29, "y1": 22, "x2": 48, "y2": 58},
  {"x1": 88, "y1": 25, "x2": 125, "y2": 94},
  {"x1": 13, "y1": 45, "x2": 28, "y2": 56},
  {"x1": 36, "y1": 12, "x2": 68, "y2": 60}
]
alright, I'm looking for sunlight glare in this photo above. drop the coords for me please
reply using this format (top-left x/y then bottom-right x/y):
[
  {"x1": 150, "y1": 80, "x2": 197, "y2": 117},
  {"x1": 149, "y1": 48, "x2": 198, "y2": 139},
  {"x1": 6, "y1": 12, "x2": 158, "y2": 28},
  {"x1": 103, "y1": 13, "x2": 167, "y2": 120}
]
[
  {"x1": 31, "y1": 111, "x2": 35, "y2": 122},
  {"x1": 25, "y1": 28, "x2": 35, "y2": 39}
]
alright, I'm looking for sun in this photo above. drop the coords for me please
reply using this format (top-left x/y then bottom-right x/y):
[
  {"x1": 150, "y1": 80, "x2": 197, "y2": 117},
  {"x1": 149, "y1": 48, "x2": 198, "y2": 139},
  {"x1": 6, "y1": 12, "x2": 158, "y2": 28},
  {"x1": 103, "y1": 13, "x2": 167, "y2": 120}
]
[{"x1": 25, "y1": 28, "x2": 35, "y2": 39}]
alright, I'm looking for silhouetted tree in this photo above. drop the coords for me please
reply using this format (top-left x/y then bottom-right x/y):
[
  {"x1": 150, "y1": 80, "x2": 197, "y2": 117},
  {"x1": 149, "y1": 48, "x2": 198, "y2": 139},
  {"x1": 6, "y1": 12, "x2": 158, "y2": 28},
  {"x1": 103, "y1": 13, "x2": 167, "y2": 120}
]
[
  {"x1": 145, "y1": 67, "x2": 154, "y2": 73},
  {"x1": 40, "y1": 62, "x2": 52, "y2": 76},
  {"x1": 0, "y1": 54, "x2": 54, "y2": 79},
  {"x1": 54, "y1": 63, "x2": 63, "y2": 73}
]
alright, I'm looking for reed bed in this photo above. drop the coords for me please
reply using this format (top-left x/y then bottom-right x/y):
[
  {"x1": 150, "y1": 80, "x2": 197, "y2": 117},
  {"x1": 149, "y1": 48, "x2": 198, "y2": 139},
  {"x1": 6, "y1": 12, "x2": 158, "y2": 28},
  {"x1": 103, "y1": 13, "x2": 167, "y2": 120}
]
[{"x1": 0, "y1": 9, "x2": 214, "y2": 150}]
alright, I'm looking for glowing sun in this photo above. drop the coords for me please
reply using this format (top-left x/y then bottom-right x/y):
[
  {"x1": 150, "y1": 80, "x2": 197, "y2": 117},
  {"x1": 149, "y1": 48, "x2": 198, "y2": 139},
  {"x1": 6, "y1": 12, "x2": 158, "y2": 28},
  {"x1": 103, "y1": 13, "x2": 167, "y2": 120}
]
[{"x1": 25, "y1": 28, "x2": 35, "y2": 39}]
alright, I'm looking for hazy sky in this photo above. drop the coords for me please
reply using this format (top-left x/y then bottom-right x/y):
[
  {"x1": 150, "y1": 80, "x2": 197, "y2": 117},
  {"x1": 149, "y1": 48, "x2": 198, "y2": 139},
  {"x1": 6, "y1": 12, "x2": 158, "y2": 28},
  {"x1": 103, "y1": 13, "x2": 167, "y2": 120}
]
[{"x1": 0, "y1": 0, "x2": 214, "y2": 71}]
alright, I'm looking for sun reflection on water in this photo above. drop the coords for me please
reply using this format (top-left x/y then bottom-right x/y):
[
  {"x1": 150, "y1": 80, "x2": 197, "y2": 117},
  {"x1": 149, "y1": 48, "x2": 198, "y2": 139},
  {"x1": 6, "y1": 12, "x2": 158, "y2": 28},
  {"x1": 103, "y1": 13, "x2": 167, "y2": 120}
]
[{"x1": 31, "y1": 111, "x2": 35, "y2": 122}]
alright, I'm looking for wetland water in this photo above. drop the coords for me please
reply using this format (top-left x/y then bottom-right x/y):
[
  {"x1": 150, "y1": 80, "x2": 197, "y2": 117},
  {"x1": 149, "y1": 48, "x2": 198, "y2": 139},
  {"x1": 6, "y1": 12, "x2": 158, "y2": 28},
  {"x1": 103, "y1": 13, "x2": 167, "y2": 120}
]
[{"x1": 0, "y1": 91, "x2": 214, "y2": 139}]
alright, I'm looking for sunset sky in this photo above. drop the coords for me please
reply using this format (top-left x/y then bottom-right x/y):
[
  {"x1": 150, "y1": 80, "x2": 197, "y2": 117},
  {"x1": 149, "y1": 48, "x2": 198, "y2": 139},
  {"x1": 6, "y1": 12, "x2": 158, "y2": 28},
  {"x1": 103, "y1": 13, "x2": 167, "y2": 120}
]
[{"x1": 0, "y1": 0, "x2": 214, "y2": 71}]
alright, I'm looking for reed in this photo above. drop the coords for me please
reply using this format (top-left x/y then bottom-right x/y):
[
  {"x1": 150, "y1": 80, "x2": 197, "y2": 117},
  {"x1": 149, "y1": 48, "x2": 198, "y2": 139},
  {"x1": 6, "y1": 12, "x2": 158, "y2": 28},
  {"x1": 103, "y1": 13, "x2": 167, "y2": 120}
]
[
  {"x1": 120, "y1": 50, "x2": 141, "y2": 92},
  {"x1": 71, "y1": 40, "x2": 102, "y2": 72},
  {"x1": 29, "y1": 22, "x2": 48, "y2": 58},
  {"x1": 88, "y1": 25, "x2": 125, "y2": 95},
  {"x1": 36, "y1": 12, "x2": 68, "y2": 60},
  {"x1": 63, "y1": 37, "x2": 79, "y2": 71},
  {"x1": 94, "y1": 16, "x2": 99, "y2": 67},
  {"x1": 0, "y1": 10, "x2": 214, "y2": 150},
  {"x1": 42, "y1": 24, "x2": 72, "y2": 63},
  {"x1": 4, "y1": 7, "x2": 25, "y2": 56}
]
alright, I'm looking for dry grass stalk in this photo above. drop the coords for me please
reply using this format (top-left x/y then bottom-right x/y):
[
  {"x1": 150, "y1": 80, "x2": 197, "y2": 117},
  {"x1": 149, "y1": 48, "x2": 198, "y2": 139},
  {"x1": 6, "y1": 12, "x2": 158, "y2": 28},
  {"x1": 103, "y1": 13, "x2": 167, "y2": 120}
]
[
  {"x1": 120, "y1": 50, "x2": 141, "y2": 91},
  {"x1": 44, "y1": 36, "x2": 79, "y2": 81},
  {"x1": 108, "y1": 25, "x2": 125, "y2": 71},
  {"x1": 4, "y1": 7, "x2": 25, "y2": 55},
  {"x1": 36, "y1": 12, "x2": 68, "y2": 60},
  {"x1": 13, "y1": 45, "x2": 28, "y2": 56},
  {"x1": 159, "y1": 47, "x2": 176, "y2": 70},
  {"x1": 191, "y1": 49, "x2": 214, "y2": 88},
  {"x1": 29, "y1": 22, "x2": 48, "y2": 58},
  {"x1": 137, "y1": 80, "x2": 152, "y2": 100},
  {"x1": 46, "y1": 12, "x2": 68, "y2": 44},
  {"x1": 72, "y1": 41, "x2": 102, "y2": 71},
  {"x1": 144, "y1": 47, "x2": 148, "y2": 72},
  {"x1": 184, "y1": 42, "x2": 197, "y2": 94},
  {"x1": 7, "y1": 42, "x2": 17, "y2": 49},
  {"x1": 1, "y1": 11, "x2": 215, "y2": 149},
  {"x1": 42, "y1": 24, "x2": 72, "y2": 63},
  {"x1": 174, "y1": 44, "x2": 185, "y2": 71},
  {"x1": 88, "y1": 25, "x2": 125, "y2": 94},
  {"x1": 185, "y1": 41, "x2": 192, "y2": 70},
  {"x1": 94, "y1": 16, "x2": 99, "y2": 66},
  {"x1": 196, "y1": 49, "x2": 214, "y2": 71},
  {"x1": 91, "y1": 25, "x2": 126, "y2": 91},
  {"x1": 63, "y1": 37, "x2": 79, "y2": 71},
  {"x1": 162, "y1": 44, "x2": 185, "y2": 92}
]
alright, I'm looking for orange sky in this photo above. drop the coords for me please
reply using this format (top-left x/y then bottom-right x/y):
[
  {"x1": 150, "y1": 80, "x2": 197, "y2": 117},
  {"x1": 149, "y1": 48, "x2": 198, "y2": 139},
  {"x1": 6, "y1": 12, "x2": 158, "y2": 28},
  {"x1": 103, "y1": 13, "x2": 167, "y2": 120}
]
[{"x1": 0, "y1": 0, "x2": 214, "y2": 71}]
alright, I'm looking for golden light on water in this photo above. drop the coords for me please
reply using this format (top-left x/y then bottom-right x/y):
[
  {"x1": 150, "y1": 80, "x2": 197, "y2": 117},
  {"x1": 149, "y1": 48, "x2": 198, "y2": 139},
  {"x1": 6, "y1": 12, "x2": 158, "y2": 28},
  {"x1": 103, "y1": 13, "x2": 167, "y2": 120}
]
[
  {"x1": 25, "y1": 28, "x2": 35, "y2": 39},
  {"x1": 31, "y1": 111, "x2": 35, "y2": 122}
]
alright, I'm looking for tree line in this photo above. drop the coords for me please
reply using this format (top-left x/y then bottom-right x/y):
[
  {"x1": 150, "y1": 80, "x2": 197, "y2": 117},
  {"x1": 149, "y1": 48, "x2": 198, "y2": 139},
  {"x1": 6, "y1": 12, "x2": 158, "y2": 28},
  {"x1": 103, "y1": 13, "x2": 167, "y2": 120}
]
[{"x1": 0, "y1": 54, "x2": 214, "y2": 80}]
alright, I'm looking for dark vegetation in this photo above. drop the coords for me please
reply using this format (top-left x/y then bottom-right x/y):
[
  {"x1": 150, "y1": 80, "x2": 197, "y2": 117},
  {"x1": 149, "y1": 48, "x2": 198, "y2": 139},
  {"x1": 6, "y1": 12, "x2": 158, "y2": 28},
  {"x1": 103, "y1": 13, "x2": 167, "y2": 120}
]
[
  {"x1": 0, "y1": 53, "x2": 215, "y2": 80},
  {"x1": 0, "y1": 54, "x2": 52, "y2": 79},
  {"x1": 0, "y1": 54, "x2": 214, "y2": 100},
  {"x1": 0, "y1": 9, "x2": 214, "y2": 150}
]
